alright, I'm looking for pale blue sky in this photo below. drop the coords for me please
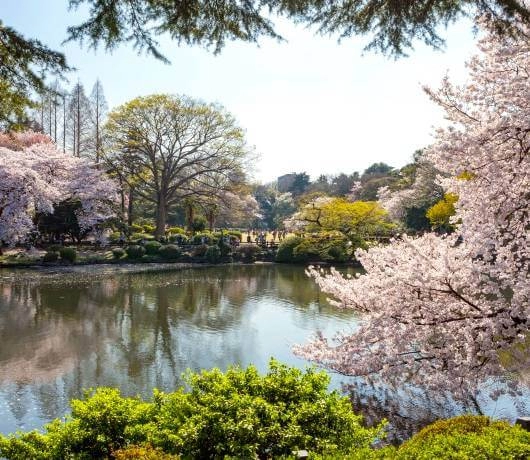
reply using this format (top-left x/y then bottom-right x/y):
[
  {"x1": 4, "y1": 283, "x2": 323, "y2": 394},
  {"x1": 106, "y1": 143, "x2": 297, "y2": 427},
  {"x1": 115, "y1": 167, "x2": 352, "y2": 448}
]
[{"x1": 3, "y1": 1, "x2": 478, "y2": 182}]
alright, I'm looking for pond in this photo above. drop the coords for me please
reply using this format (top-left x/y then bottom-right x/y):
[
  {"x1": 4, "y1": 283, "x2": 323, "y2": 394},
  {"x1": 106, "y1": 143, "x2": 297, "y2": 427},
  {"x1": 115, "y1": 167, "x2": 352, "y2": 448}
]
[
  {"x1": 0, "y1": 263, "x2": 527, "y2": 440},
  {"x1": 0, "y1": 264, "x2": 358, "y2": 435}
]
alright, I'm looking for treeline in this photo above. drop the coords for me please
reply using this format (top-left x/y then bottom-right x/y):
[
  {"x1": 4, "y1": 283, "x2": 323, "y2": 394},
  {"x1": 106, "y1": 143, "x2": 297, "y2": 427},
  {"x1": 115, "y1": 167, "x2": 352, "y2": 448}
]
[{"x1": 34, "y1": 79, "x2": 108, "y2": 163}]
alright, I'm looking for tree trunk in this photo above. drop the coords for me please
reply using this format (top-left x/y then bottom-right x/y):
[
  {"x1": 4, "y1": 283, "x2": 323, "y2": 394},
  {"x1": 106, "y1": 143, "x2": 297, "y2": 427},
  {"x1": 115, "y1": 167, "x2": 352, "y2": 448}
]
[
  {"x1": 186, "y1": 203, "x2": 194, "y2": 231},
  {"x1": 127, "y1": 188, "x2": 134, "y2": 226},
  {"x1": 155, "y1": 197, "x2": 167, "y2": 239}
]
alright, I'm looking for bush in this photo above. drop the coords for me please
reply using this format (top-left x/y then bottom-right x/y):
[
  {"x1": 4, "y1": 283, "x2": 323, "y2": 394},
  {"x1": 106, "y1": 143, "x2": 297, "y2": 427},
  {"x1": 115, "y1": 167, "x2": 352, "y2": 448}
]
[
  {"x1": 126, "y1": 245, "x2": 146, "y2": 259},
  {"x1": 191, "y1": 232, "x2": 213, "y2": 245},
  {"x1": 158, "y1": 245, "x2": 181, "y2": 260},
  {"x1": 48, "y1": 244, "x2": 63, "y2": 252},
  {"x1": 191, "y1": 216, "x2": 207, "y2": 232},
  {"x1": 168, "y1": 234, "x2": 188, "y2": 245},
  {"x1": 112, "y1": 248, "x2": 126, "y2": 259},
  {"x1": 292, "y1": 238, "x2": 321, "y2": 263},
  {"x1": 59, "y1": 247, "x2": 77, "y2": 263},
  {"x1": 130, "y1": 223, "x2": 143, "y2": 233},
  {"x1": 204, "y1": 245, "x2": 221, "y2": 263},
  {"x1": 394, "y1": 415, "x2": 530, "y2": 459},
  {"x1": 144, "y1": 241, "x2": 162, "y2": 255},
  {"x1": 108, "y1": 231, "x2": 122, "y2": 243},
  {"x1": 143, "y1": 224, "x2": 156, "y2": 234},
  {"x1": 0, "y1": 361, "x2": 381, "y2": 459},
  {"x1": 167, "y1": 226, "x2": 186, "y2": 235},
  {"x1": 227, "y1": 230, "x2": 242, "y2": 241},
  {"x1": 113, "y1": 445, "x2": 179, "y2": 460},
  {"x1": 234, "y1": 244, "x2": 262, "y2": 262},
  {"x1": 275, "y1": 236, "x2": 303, "y2": 262},
  {"x1": 42, "y1": 251, "x2": 59, "y2": 263},
  {"x1": 130, "y1": 232, "x2": 154, "y2": 242}
]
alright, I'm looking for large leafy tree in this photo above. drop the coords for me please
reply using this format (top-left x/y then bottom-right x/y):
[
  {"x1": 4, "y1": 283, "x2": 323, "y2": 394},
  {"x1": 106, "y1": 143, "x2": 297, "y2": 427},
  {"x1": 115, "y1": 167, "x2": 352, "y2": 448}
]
[
  {"x1": 295, "y1": 20, "x2": 530, "y2": 410},
  {"x1": 104, "y1": 94, "x2": 251, "y2": 238}
]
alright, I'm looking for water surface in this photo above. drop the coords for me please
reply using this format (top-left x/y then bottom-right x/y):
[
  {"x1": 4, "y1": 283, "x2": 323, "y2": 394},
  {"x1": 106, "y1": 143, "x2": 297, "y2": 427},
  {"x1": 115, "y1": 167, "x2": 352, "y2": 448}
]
[{"x1": 0, "y1": 264, "x2": 356, "y2": 434}]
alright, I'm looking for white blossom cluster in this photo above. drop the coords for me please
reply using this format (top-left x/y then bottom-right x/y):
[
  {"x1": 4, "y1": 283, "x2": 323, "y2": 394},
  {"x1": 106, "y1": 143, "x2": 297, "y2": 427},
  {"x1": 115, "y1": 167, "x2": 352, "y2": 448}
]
[{"x1": 295, "y1": 21, "x2": 530, "y2": 402}]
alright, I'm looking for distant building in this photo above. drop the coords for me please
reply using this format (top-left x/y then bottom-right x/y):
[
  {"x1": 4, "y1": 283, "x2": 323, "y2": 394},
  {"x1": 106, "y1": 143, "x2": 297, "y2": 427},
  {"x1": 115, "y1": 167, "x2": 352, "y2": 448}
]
[{"x1": 277, "y1": 173, "x2": 296, "y2": 193}]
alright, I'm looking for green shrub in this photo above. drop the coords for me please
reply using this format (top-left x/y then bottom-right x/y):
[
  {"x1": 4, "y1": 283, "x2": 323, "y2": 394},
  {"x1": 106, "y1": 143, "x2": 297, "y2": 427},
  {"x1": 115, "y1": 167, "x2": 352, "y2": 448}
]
[
  {"x1": 143, "y1": 224, "x2": 156, "y2": 234},
  {"x1": 167, "y1": 226, "x2": 186, "y2": 235},
  {"x1": 169, "y1": 234, "x2": 188, "y2": 244},
  {"x1": 144, "y1": 241, "x2": 162, "y2": 255},
  {"x1": 204, "y1": 245, "x2": 221, "y2": 263},
  {"x1": 59, "y1": 247, "x2": 77, "y2": 263},
  {"x1": 109, "y1": 231, "x2": 122, "y2": 243},
  {"x1": 292, "y1": 238, "x2": 321, "y2": 262},
  {"x1": 113, "y1": 445, "x2": 179, "y2": 459},
  {"x1": 112, "y1": 248, "x2": 126, "y2": 259},
  {"x1": 130, "y1": 232, "x2": 154, "y2": 242},
  {"x1": 126, "y1": 245, "x2": 146, "y2": 259},
  {"x1": 227, "y1": 230, "x2": 242, "y2": 241},
  {"x1": 0, "y1": 361, "x2": 382, "y2": 460},
  {"x1": 275, "y1": 236, "x2": 303, "y2": 262},
  {"x1": 48, "y1": 244, "x2": 63, "y2": 252},
  {"x1": 191, "y1": 216, "x2": 207, "y2": 232},
  {"x1": 191, "y1": 232, "x2": 213, "y2": 245},
  {"x1": 158, "y1": 245, "x2": 181, "y2": 260},
  {"x1": 42, "y1": 251, "x2": 59, "y2": 263},
  {"x1": 395, "y1": 415, "x2": 530, "y2": 460},
  {"x1": 234, "y1": 244, "x2": 262, "y2": 262},
  {"x1": 130, "y1": 223, "x2": 143, "y2": 233}
]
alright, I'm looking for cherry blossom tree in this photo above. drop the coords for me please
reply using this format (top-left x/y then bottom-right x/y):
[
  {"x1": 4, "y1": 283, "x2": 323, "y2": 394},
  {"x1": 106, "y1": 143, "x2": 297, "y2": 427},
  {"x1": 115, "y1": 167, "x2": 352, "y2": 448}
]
[
  {"x1": 0, "y1": 131, "x2": 118, "y2": 245},
  {"x1": 295, "y1": 20, "x2": 530, "y2": 407}
]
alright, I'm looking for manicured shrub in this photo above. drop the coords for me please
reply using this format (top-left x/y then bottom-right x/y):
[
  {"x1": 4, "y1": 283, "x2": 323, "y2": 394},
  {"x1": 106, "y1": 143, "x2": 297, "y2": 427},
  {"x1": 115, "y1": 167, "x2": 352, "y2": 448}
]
[
  {"x1": 227, "y1": 230, "x2": 242, "y2": 241},
  {"x1": 130, "y1": 232, "x2": 154, "y2": 242},
  {"x1": 158, "y1": 245, "x2": 181, "y2": 260},
  {"x1": 143, "y1": 224, "x2": 156, "y2": 234},
  {"x1": 168, "y1": 234, "x2": 188, "y2": 244},
  {"x1": 394, "y1": 415, "x2": 530, "y2": 459},
  {"x1": 59, "y1": 247, "x2": 77, "y2": 262},
  {"x1": 191, "y1": 232, "x2": 213, "y2": 245},
  {"x1": 234, "y1": 244, "x2": 262, "y2": 262},
  {"x1": 167, "y1": 226, "x2": 186, "y2": 235},
  {"x1": 144, "y1": 241, "x2": 162, "y2": 255},
  {"x1": 292, "y1": 238, "x2": 321, "y2": 262},
  {"x1": 126, "y1": 245, "x2": 146, "y2": 259},
  {"x1": 112, "y1": 248, "x2": 126, "y2": 259},
  {"x1": 42, "y1": 251, "x2": 59, "y2": 262},
  {"x1": 130, "y1": 223, "x2": 143, "y2": 233},
  {"x1": 275, "y1": 236, "x2": 303, "y2": 262},
  {"x1": 204, "y1": 245, "x2": 221, "y2": 263}
]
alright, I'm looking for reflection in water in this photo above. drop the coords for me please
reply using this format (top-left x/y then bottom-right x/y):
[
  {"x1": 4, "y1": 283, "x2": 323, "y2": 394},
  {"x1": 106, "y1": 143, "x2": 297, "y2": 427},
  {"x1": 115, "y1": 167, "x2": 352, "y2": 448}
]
[
  {"x1": 0, "y1": 265, "x2": 353, "y2": 434},
  {"x1": 0, "y1": 265, "x2": 527, "y2": 438}
]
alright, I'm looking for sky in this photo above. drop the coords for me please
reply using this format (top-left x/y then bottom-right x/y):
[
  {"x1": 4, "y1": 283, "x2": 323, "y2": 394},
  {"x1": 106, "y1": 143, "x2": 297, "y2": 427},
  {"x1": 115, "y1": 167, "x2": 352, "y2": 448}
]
[{"x1": 3, "y1": 1, "x2": 479, "y2": 182}]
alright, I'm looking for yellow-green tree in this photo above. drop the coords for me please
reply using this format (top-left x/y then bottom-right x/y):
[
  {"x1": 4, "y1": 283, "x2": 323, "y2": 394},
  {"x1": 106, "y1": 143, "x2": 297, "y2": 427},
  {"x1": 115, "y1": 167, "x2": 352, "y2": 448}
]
[
  {"x1": 426, "y1": 193, "x2": 458, "y2": 231},
  {"x1": 285, "y1": 196, "x2": 394, "y2": 239}
]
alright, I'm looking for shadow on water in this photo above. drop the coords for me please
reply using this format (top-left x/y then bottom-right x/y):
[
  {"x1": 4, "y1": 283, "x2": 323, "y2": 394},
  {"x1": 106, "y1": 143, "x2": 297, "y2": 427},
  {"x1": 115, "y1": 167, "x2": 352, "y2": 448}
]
[{"x1": 0, "y1": 264, "x2": 527, "y2": 440}]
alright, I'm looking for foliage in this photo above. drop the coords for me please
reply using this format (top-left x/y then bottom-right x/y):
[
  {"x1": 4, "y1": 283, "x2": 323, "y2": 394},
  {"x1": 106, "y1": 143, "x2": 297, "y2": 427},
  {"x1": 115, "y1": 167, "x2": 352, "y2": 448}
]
[
  {"x1": 113, "y1": 445, "x2": 180, "y2": 460},
  {"x1": 125, "y1": 245, "x2": 146, "y2": 259},
  {"x1": 104, "y1": 94, "x2": 250, "y2": 237},
  {"x1": 130, "y1": 232, "x2": 154, "y2": 242},
  {"x1": 426, "y1": 193, "x2": 458, "y2": 231},
  {"x1": 58, "y1": 247, "x2": 77, "y2": 262},
  {"x1": 144, "y1": 240, "x2": 162, "y2": 255},
  {"x1": 158, "y1": 245, "x2": 181, "y2": 260},
  {"x1": 191, "y1": 216, "x2": 207, "y2": 232},
  {"x1": 234, "y1": 244, "x2": 262, "y2": 262},
  {"x1": 42, "y1": 251, "x2": 59, "y2": 263},
  {"x1": 191, "y1": 244, "x2": 208, "y2": 257},
  {"x1": 0, "y1": 360, "x2": 382, "y2": 459},
  {"x1": 394, "y1": 415, "x2": 530, "y2": 459},
  {"x1": 285, "y1": 197, "x2": 394, "y2": 242},
  {"x1": 167, "y1": 226, "x2": 186, "y2": 235},
  {"x1": 0, "y1": 21, "x2": 70, "y2": 128},
  {"x1": 297, "y1": 21, "x2": 530, "y2": 404},
  {"x1": 275, "y1": 236, "x2": 304, "y2": 263},
  {"x1": 0, "y1": 132, "x2": 118, "y2": 245},
  {"x1": 112, "y1": 248, "x2": 125, "y2": 259},
  {"x1": 204, "y1": 245, "x2": 221, "y2": 263}
]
